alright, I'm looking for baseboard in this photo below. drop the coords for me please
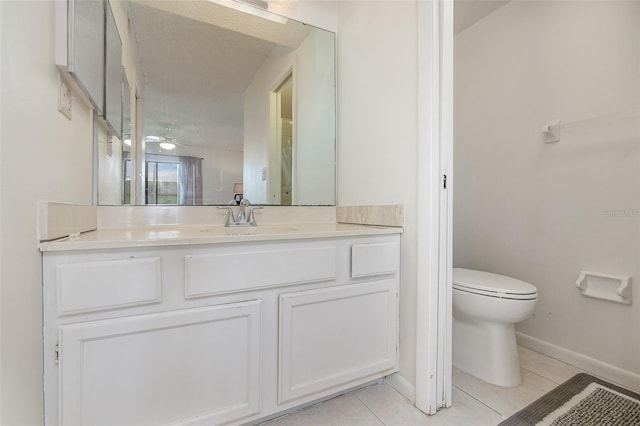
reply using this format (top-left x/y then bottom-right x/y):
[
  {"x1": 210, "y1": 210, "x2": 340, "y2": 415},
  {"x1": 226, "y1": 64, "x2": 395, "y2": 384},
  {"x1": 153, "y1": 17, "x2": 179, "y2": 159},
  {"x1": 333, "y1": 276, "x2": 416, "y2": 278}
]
[
  {"x1": 385, "y1": 372, "x2": 416, "y2": 402},
  {"x1": 516, "y1": 332, "x2": 640, "y2": 392}
]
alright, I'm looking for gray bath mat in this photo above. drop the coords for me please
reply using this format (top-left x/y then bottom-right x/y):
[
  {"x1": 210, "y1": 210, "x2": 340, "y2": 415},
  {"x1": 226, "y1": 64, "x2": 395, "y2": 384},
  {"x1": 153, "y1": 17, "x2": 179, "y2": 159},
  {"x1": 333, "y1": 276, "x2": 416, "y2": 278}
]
[{"x1": 499, "y1": 373, "x2": 640, "y2": 426}]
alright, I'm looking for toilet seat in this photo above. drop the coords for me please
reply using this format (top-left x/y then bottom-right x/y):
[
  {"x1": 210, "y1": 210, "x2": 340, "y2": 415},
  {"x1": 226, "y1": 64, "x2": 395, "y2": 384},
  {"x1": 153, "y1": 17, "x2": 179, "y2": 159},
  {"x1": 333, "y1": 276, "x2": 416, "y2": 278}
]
[{"x1": 453, "y1": 268, "x2": 537, "y2": 300}]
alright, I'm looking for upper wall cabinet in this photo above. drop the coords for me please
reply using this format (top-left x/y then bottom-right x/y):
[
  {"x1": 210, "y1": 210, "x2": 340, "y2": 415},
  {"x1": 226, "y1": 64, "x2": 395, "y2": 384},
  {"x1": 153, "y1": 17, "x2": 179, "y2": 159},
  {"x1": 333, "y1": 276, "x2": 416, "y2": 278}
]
[
  {"x1": 56, "y1": 0, "x2": 105, "y2": 114},
  {"x1": 104, "y1": 1, "x2": 123, "y2": 138},
  {"x1": 55, "y1": 0, "x2": 123, "y2": 138}
]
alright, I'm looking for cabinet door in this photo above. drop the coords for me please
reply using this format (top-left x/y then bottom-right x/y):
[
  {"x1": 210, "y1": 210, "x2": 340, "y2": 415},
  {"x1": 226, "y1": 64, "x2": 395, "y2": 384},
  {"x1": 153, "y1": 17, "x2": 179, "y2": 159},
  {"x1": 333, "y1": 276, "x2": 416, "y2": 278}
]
[
  {"x1": 68, "y1": 0, "x2": 104, "y2": 113},
  {"x1": 279, "y1": 280, "x2": 398, "y2": 403},
  {"x1": 104, "y1": 1, "x2": 122, "y2": 138},
  {"x1": 59, "y1": 301, "x2": 261, "y2": 425}
]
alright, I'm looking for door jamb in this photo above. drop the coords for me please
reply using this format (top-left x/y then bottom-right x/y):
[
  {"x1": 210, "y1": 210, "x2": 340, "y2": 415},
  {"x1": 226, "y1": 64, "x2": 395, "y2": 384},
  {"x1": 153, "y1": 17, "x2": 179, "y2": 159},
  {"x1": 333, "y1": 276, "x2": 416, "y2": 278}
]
[{"x1": 415, "y1": 0, "x2": 453, "y2": 414}]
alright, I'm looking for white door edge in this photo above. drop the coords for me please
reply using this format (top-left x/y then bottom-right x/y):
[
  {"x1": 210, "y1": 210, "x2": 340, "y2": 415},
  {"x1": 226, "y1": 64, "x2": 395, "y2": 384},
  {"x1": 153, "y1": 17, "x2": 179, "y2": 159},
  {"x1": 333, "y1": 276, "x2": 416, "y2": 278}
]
[{"x1": 415, "y1": 0, "x2": 453, "y2": 415}]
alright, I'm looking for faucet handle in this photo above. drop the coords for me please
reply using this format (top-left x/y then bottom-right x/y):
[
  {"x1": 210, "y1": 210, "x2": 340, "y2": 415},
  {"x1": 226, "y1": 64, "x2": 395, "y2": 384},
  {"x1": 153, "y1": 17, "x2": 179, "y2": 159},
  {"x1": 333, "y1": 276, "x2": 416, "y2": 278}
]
[
  {"x1": 217, "y1": 206, "x2": 236, "y2": 225},
  {"x1": 248, "y1": 206, "x2": 263, "y2": 226}
]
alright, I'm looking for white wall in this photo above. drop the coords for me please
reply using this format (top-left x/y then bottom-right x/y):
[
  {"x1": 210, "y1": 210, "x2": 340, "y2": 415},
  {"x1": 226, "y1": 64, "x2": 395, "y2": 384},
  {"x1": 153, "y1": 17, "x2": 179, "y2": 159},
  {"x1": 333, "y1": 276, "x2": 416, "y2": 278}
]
[
  {"x1": 200, "y1": 147, "x2": 243, "y2": 205},
  {"x1": 173, "y1": 145, "x2": 243, "y2": 205},
  {"x1": 454, "y1": 1, "x2": 639, "y2": 374},
  {"x1": 292, "y1": 28, "x2": 335, "y2": 205},
  {"x1": 243, "y1": 44, "x2": 293, "y2": 204},
  {"x1": 242, "y1": 0, "x2": 337, "y2": 205},
  {"x1": 337, "y1": 0, "x2": 420, "y2": 389},
  {"x1": 0, "y1": 1, "x2": 94, "y2": 423},
  {"x1": 97, "y1": 131, "x2": 123, "y2": 205},
  {"x1": 243, "y1": 27, "x2": 335, "y2": 205}
]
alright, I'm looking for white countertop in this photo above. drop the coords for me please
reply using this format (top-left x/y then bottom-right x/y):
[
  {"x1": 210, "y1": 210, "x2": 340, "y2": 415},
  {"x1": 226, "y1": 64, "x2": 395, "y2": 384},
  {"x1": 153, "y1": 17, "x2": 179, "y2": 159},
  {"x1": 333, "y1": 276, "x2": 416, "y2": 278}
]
[{"x1": 39, "y1": 223, "x2": 403, "y2": 252}]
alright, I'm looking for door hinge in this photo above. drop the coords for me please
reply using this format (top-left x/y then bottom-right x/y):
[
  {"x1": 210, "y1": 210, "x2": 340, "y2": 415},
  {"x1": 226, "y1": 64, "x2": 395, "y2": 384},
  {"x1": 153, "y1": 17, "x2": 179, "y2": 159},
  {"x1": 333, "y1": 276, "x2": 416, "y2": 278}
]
[
  {"x1": 55, "y1": 343, "x2": 59, "y2": 365},
  {"x1": 443, "y1": 174, "x2": 448, "y2": 190}
]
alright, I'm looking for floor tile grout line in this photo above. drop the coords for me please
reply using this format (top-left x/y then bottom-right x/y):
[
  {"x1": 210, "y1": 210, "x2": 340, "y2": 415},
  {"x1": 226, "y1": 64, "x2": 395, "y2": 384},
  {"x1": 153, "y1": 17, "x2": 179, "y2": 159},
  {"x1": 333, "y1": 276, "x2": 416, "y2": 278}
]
[
  {"x1": 452, "y1": 384, "x2": 506, "y2": 419},
  {"x1": 353, "y1": 390, "x2": 387, "y2": 425},
  {"x1": 518, "y1": 347, "x2": 589, "y2": 382},
  {"x1": 519, "y1": 363, "x2": 587, "y2": 386},
  {"x1": 520, "y1": 366, "x2": 562, "y2": 385}
]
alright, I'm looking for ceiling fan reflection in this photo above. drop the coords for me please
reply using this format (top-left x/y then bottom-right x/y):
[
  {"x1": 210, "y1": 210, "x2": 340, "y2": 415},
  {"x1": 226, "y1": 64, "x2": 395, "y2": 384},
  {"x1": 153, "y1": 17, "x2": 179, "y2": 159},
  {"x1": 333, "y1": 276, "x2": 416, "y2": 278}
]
[{"x1": 143, "y1": 136, "x2": 191, "y2": 151}]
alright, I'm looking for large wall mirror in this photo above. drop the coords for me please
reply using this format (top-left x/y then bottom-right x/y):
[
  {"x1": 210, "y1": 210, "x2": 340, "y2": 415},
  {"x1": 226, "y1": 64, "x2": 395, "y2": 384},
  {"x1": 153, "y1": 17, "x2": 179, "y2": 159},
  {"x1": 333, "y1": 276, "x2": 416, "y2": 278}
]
[{"x1": 98, "y1": 0, "x2": 336, "y2": 206}]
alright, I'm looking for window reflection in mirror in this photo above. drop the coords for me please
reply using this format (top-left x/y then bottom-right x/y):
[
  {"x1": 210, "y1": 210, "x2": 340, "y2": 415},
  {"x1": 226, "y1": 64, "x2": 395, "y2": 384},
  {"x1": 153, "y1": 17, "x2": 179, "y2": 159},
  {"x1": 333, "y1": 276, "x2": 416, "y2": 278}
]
[
  {"x1": 122, "y1": 70, "x2": 132, "y2": 204},
  {"x1": 123, "y1": 158, "x2": 132, "y2": 205},
  {"x1": 97, "y1": 0, "x2": 335, "y2": 206},
  {"x1": 145, "y1": 160, "x2": 179, "y2": 205}
]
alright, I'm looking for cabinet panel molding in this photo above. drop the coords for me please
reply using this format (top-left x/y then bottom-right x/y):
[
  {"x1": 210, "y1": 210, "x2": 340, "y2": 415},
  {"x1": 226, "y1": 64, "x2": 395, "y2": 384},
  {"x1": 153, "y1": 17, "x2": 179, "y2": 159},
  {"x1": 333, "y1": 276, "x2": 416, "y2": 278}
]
[
  {"x1": 185, "y1": 246, "x2": 336, "y2": 298},
  {"x1": 56, "y1": 256, "x2": 162, "y2": 315},
  {"x1": 59, "y1": 301, "x2": 262, "y2": 425},
  {"x1": 279, "y1": 279, "x2": 398, "y2": 403},
  {"x1": 351, "y1": 242, "x2": 400, "y2": 278}
]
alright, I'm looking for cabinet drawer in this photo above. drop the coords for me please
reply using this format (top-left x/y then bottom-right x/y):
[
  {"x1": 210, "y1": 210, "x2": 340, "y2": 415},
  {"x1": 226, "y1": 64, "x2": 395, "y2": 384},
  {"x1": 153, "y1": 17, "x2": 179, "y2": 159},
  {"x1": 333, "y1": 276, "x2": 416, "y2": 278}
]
[
  {"x1": 185, "y1": 246, "x2": 336, "y2": 298},
  {"x1": 351, "y1": 242, "x2": 399, "y2": 278},
  {"x1": 56, "y1": 257, "x2": 162, "y2": 315}
]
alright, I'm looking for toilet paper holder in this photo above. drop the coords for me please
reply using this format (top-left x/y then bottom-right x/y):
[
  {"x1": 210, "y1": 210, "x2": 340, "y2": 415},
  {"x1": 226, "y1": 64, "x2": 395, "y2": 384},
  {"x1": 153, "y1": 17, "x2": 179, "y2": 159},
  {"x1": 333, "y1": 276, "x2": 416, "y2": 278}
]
[{"x1": 576, "y1": 271, "x2": 631, "y2": 305}]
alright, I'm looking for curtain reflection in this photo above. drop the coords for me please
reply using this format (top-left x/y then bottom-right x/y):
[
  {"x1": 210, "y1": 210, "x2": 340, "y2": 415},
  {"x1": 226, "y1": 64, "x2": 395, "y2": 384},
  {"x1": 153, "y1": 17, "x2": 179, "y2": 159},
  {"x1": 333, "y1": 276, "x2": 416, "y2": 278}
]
[{"x1": 178, "y1": 156, "x2": 203, "y2": 205}]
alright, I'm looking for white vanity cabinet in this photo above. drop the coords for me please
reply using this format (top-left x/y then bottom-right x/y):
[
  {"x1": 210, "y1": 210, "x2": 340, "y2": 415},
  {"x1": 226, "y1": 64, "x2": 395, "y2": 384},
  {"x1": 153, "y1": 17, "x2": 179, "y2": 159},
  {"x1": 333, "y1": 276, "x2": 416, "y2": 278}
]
[{"x1": 42, "y1": 233, "x2": 400, "y2": 425}]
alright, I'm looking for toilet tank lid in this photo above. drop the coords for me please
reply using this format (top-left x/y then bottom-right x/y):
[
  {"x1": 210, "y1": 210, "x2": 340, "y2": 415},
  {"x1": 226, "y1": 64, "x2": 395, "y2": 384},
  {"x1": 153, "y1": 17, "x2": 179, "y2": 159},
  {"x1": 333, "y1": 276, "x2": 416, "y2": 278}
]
[{"x1": 453, "y1": 268, "x2": 537, "y2": 295}]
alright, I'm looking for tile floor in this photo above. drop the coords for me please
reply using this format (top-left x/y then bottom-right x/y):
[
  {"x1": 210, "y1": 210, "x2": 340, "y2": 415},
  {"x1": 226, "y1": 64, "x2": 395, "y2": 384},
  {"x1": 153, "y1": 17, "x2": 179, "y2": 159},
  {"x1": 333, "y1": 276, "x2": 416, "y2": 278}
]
[{"x1": 263, "y1": 346, "x2": 586, "y2": 425}]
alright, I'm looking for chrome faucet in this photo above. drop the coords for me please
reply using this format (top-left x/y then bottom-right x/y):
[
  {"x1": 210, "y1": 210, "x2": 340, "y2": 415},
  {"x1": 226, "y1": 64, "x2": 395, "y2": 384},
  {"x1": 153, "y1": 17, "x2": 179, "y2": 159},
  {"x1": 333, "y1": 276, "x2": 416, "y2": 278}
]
[
  {"x1": 237, "y1": 198, "x2": 248, "y2": 222},
  {"x1": 217, "y1": 199, "x2": 262, "y2": 227}
]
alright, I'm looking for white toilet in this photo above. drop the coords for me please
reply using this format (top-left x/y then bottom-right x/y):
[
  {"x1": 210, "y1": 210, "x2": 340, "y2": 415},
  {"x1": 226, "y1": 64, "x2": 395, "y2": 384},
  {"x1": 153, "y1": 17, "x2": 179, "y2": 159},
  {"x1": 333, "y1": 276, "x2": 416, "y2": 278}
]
[{"x1": 452, "y1": 268, "x2": 538, "y2": 387}]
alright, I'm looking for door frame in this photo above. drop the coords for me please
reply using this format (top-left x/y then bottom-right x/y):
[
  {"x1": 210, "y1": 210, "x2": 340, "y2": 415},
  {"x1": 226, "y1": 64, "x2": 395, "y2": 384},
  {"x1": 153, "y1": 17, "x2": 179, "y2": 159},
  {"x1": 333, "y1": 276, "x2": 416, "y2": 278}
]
[
  {"x1": 268, "y1": 70, "x2": 294, "y2": 205},
  {"x1": 415, "y1": 0, "x2": 453, "y2": 415}
]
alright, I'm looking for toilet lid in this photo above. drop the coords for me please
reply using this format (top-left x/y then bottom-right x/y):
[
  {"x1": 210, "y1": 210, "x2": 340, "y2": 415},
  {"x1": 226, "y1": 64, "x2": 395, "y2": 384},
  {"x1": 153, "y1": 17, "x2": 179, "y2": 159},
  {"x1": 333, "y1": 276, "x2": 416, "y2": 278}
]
[{"x1": 453, "y1": 268, "x2": 537, "y2": 300}]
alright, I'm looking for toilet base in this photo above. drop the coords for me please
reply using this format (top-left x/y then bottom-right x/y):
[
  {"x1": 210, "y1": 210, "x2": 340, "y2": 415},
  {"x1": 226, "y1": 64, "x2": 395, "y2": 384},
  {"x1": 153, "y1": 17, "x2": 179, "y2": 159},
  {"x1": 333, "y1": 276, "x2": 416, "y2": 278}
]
[{"x1": 453, "y1": 316, "x2": 522, "y2": 387}]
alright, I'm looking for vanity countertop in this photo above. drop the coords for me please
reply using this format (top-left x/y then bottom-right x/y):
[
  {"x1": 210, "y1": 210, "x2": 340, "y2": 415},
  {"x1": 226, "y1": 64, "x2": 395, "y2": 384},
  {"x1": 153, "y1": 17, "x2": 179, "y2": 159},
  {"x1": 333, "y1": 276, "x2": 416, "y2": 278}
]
[{"x1": 39, "y1": 223, "x2": 403, "y2": 252}]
